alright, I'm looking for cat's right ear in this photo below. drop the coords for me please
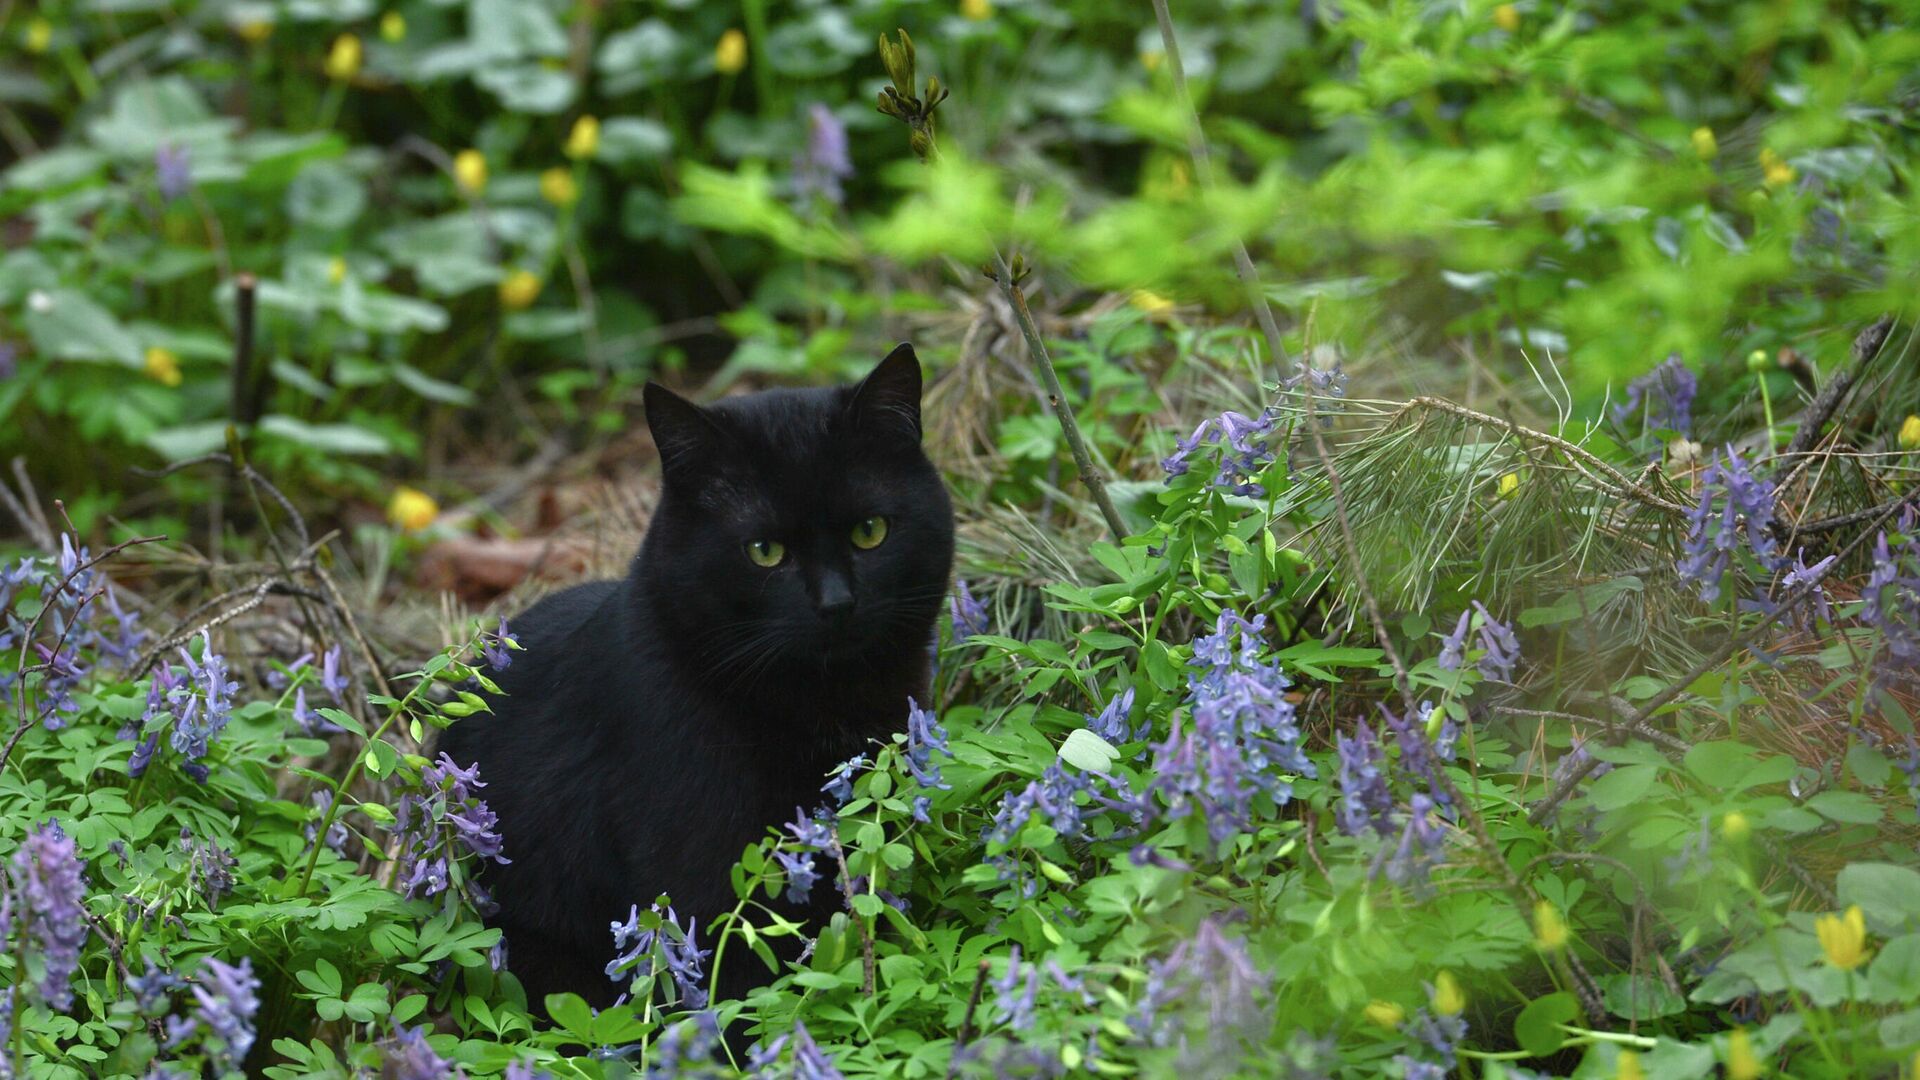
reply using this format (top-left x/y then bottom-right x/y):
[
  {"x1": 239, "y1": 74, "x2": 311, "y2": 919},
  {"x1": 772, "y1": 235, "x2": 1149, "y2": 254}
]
[{"x1": 645, "y1": 382, "x2": 728, "y2": 486}]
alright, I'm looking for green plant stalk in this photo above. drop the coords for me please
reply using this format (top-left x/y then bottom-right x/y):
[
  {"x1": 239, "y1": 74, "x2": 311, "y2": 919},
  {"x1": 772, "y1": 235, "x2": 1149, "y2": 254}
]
[
  {"x1": 1759, "y1": 372, "x2": 1777, "y2": 450},
  {"x1": 293, "y1": 679, "x2": 430, "y2": 898},
  {"x1": 989, "y1": 249, "x2": 1130, "y2": 542},
  {"x1": 740, "y1": 0, "x2": 776, "y2": 114}
]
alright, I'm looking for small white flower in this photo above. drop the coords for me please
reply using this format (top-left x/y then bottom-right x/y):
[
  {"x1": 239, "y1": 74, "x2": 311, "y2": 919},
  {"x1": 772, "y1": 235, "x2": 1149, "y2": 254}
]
[
  {"x1": 1667, "y1": 438, "x2": 1703, "y2": 466},
  {"x1": 27, "y1": 289, "x2": 53, "y2": 313}
]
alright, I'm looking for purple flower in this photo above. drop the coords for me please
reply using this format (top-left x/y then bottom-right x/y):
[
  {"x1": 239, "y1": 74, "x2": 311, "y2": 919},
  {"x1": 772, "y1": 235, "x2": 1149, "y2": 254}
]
[
  {"x1": 991, "y1": 945, "x2": 1040, "y2": 1030},
  {"x1": 821, "y1": 754, "x2": 868, "y2": 805},
  {"x1": 0, "y1": 342, "x2": 16, "y2": 380},
  {"x1": 292, "y1": 686, "x2": 345, "y2": 737},
  {"x1": 1614, "y1": 354, "x2": 1696, "y2": 436},
  {"x1": 1381, "y1": 792, "x2": 1447, "y2": 890},
  {"x1": 905, "y1": 698, "x2": 952, "y2": 791},
  {"x1": 1335, "y1": 720, "x2": 1393, "y2": 838},
  {"x1": 912, "y1": 794, "x2": 932, "y2": 823},
  {"x1": 790, "y1": 1020, "x2": 845, "y2": 1080},
  {"x1": 1677, "y1": 449, "x2": 1781, "y2": 603},
  {"x1": 1861, "y1": 526, "x2": 1920, "y2": 666},
  {"x1": 382, "y1": 1023, "x2": 455, "y2": 1080},
  {"x1": 792, "y1": 103, "x2": 852, "y2": 208},
  {"x1": 1436, "y1": 610, "x2": 1471, "y2": 672},
  {"x1": 321, "y1": 643, "x2": 351, "y2": 703},
  {"x1": 99, "y1": 587, "x2": 148, "y2": 666},
  {"x1": 1133, "y1": 917, "x2": 1267, "y2": 1057},
  {"x1": 1086, "y1": 686, "x2": 1144, "y2": 745},
  {"x1": 774, "y1": 848, "x2": 819, "y2": 903},
  {"x1": 1470, "y1": 602, "x2": 1520, "y2": 682},
  {"x1": 785, "y1": 806, "x2": 836, "y2": 850},
  {"x1": 393, "y1": 754, "x2": 508, "y2": 906},
  {"x1": 1408, "y1": 1008, "x2": 1467, "y2": 1066},
  {"x1": 606, "y1": 903, "x2": 709, "y2": 1009},
  {"x1": 1161, "y1": 410, "x2": 1281, "y2": 496},
  {"x1": 1395, "y1": 1057, "x2": 1450, "y2": 1080},
  {"x1": 1146, "y1": 610, "x2": 1314, "y2": 845},
  {"x1": 181, "y1": 832, "x2": 236, "y2": 907},
  {"x1": 184, "y1": 956, "x2": 260, "y2": 1068},
  {"x1": 307, "y1": 790, "x2": 348, "y2": 854},
  {"x1": 482, "y1": 616, "x2": 518, "y2": 672},
  {"x1": 12, "y1": 820, "x2": 89, "y2": 1010},
  {"x1": 155, "y1": 144, "x2": 192, "y2": 201},
  {"x1": 951, "y1": 579, "x2": 989, "y2": 639},
  {"x1": 1282, "y1": 359, "x2": 1349, "y2": 399},
  {"x1": 128, "y1": 733, "x2": 159, "y2": 778},
  {"x1": 126, "y1": 962, "x2": 183, "y2": 1013},
  {"x1": 649, "y1": 1010, "x2": 723, "y2": 1076}
]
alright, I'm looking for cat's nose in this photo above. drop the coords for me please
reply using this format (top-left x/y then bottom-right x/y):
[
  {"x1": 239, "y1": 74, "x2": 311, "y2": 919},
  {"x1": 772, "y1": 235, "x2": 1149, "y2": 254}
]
[{"x1": 814, "y1": 570, "x2": 854, "y2": 620}]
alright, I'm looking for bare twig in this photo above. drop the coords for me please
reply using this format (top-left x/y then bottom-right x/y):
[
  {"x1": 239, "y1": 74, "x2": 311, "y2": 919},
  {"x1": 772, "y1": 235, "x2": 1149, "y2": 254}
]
[
  {"x1": 0, "y1": 458, "x2": 54, "y2": 550},
  {"x1": 947, "y1": 958, "x2": 993, "y2": 1078},
  {"x1": 1779, "y1": 315, "x2": 1894, "y2": 461},
  {"x1": 829, "y1": 837, "x2": 876, "y2": 996}
]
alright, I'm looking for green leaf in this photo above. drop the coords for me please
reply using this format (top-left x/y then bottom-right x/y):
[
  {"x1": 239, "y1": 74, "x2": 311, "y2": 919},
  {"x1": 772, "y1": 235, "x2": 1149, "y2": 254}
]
[
  {"x1": 1807, "y1": 790, "x2": 1881, "y2": 825},
  {"x1": 257, "y1": 416, "x2": 392, "y2": 456},
  {"x1": 1513, "y1": 991, "x2": 1577, "y2": 1056},
  {"x1": 1868, "y1": 935, "x2": 1920, "y2": 1003},
  {"x1": 597, "y1": 118, "x2": 674, "y2": 166},
  {"x1": 23, "y1": 289, "x2": 142, "y2": 367},
  {"x1": 1588, "y1": 764, "x2": 1660, "y2": 811},
  {"x1": 1838, "y1": 863, "x2": 1920, "y2": 924}
]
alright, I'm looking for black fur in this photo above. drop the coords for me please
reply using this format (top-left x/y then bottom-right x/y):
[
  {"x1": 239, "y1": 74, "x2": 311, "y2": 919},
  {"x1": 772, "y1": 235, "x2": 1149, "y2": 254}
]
[{"x1": 438, "y1": 345, "x2": 955, "y2": 1010}]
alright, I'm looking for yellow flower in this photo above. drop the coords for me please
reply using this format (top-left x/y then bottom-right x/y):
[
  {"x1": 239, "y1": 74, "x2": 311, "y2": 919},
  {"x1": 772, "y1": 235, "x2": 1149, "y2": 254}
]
[
  {"x1": 237, "y1": 18, "x2": 274, "y2": 43},
  {"x1": 715, "y1": 29, "x2": 747, "y2": 75},
  {"x1": 325, "y1": 33, "x2": 363, "y2": 81},
  {"x1": 453, "y1": 149, "x2": 488, "y2": 195},
  {"x1": 1497, "y1": 471, "x2": 1521, "y2": 498},
  {"x1": 1617, "y1": 1050, "x2": 1646, "y2": 1080},
  {"x1": 565, "y1": 115, "x2": 601, "y2": 161},
  {"x1": 380, "y1": 11, "x2": 407, "y2": 42},
  {"x1": 499, "y1": 269, "x2": 542, "y2": 310},
  {"x1": 1493, "y1": 4, "x2": 1520, "y2": 31},
  {"x1": 1726, "y1": 1027, "x2": 1762, "y2": 1080},
  {"x1": 143, "y1": 347, "x2": 182, "y2": 388},
  {"x1": 1760, "y1": 148, "x2": 1795, "y2": 189},
  {"x1": 26, "y1": 17, "x2": 52, "y2": 53},
  {"x1": 1898, "y1": 415, "x2": 1920, "y2": 451},
  {"x1": 387, "y1": 487, "x2": 439, "y2": 532},
  {"x1": 327, "y1": 257, "x2": 348, "y2": 285},
  {"x1": 961, "y1": 0, "x2": 993, "y2": 19},
  {"x1": 1130, "y1": 289, "x2": 1175, "y2": 316},
  {"x1": 1719, "y1": 811, "x2": 1751, "y2": 843},
  {"x1": 1363, "y1": 1000, "x2": 1405, "y2": 1028},
  {"x1": 1690, "y1": 126, "x2": 1719, "y2": 161},
  {"x1": 1141, "y1": 49, "x2": 1165, "y2": 72},
  {"x1": 540, "y1": 167, "x2": 579, "y2": 208},
  {"x1": 1815, "y1": 904, "x2": 1869, "y2": 970},
  {"x1": 1533, "y1": 900, "x2": 1569, "y2": 951},
  {"x1": 1431, "y1": 971, "x2": 1466, "y2": 1016}
]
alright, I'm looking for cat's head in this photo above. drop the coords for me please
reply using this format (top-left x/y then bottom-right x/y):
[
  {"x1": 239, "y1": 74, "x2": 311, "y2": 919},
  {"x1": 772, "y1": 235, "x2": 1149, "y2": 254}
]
[{"x1": 637, "y1": 344, "x2": 955, "y2": 681}]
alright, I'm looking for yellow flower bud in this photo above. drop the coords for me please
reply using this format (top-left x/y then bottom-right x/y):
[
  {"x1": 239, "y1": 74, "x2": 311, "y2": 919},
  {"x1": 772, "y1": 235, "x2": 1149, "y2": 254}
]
[
  {"x1": 1719, "y1": 811, "x2": 1751, "y2": 843},
  {"x1": 961, "y1": 0, "x2": 993, "y2": 19},
  {"x1": 1726, "y1": 1027, "x2": 1762, "y2": 1080},
  {"x1": 715, "y1": 29, "x2": 747, "y2": 75},
  {"x1": 1533, "y1": 900, "x2": 1569, "y2": 951},
  {"x1": 325, "y1": 34, "x2": 363, "y2": 81},
  {"x1": 540, "y1": 167, "x2": 579, "y2": 208},
  {"x1": 1815, "y1": 904, "x2": 1869, "y2": 970},
  {"x1": 1431, "y1": 971, "x2": 1465, "y2": 1016},
  {"x1": 565, "y1": 115, "x2": 601, "y2": 161},
  {"x1": 144, "y1": 347, "x2": 183, "y2": 388},
  {"x1": 1141, "y1": 49, "x2": 1165, "y2": 72},
  {"x1": 26, "y1": 17, "x2": 53, "y2": 53},
  {"x1": 1617, "y1": 1050, "x2": 1646, "y2": 1080},
  {"x1": 1498, "y1": 471, "x2": 1521, "y2": 498},
  {"x1": 1691, "y1": 126, "x2": 1718, "y2": 160},
  {"x1": 387, "y1": 486, "x2": 439, "y2": 532},
  {"x1": 327, "y1": 257, "x2": 348, "y2": 285},
  {"x1": 1363, "y1": 1000, "x2": 1405, "y2": 1028},
  {"x1": 1898, "y1": 415, "x2": 1920, "y2": 451},
  {"x1": 452, "y1": 149, "x2": 488, "y2": 195},
  {"x1": 499, "y1": 269, "x2": 542, "y2": 310},
  {"x1": 1492, "y1": 4, "x2": 1520, "y2": 31},
  {"x1": 380, "y1": 11, "x2": 407, "y2": 42},
  {"x1": 236, "y1": 19, "x2": 274, "y2": 43},
  {"x1": 1760, "y1": 148, "x2": 1795, "y2": 189},
  {"x1": 1130, "y1": 289, "x2": 1175, "y2": 316}
]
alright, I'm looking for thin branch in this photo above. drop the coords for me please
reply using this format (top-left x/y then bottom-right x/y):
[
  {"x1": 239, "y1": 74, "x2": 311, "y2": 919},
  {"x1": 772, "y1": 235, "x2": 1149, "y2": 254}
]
[
  {"x1": 947, "y1": 958, "x2": 992, "y2": 1078},
  {"x1": 829, "y1": 837, "x2": 875, "y2": 996}
]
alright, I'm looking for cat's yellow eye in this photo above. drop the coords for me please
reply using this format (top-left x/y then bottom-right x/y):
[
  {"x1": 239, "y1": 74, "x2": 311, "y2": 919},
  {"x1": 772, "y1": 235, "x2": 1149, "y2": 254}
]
[
  {"x1": 746, "y1": 540, "x2": 787, "y2": 567},
  {"x1": 851, "y1": 516, "x2": 889, "y2": 550}
]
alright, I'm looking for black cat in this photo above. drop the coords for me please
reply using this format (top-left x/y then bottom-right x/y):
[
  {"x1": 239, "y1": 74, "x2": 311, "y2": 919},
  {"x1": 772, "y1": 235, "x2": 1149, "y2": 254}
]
[{"x1": 438, "y1": 344, "x2": 955, "y2": 1011}]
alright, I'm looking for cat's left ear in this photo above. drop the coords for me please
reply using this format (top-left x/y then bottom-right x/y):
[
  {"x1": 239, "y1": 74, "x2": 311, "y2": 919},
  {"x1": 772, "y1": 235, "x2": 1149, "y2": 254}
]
[{"x1": 847, "y1": 343, "x2": 923, "y2": 442}]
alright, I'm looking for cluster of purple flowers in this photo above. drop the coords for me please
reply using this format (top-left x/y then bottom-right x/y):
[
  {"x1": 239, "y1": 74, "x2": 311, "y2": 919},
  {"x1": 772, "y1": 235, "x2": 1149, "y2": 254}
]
[
  {"x1": 6, "y1": 820, "x2": 90, "y2": 1011},
  {"x1": 126, "y1": 632, "x2": 238, "y2": 783},
  {"x1": 792, "y1": 104, "x2": 853, "y2": 209},
  {"x1": 984, "y1": 761, "x2": 1145, "y2": 896},
  {"x1": 822, "y1": 753, "x2": 869, "y2": 805},
  {"x1": 1392, "y1": 1005, "x2": 1467, "y2": 1080},
  {"x1": 1861, "y1": 519, "x2": 1920, "y2": 668},
  {"x1": 606, "y1": 901, "x2": 711, "y2": 1010},
  {"x1": 747, "y1": 1020, "x2": 845, "y2": 1080},
  {"x1": 391, "y1": 753, "x2": 510, "y2": 905},
  {"x1": 1161, "y1": 409, "x2": 1281, "y2": 497},
  {"x1": 775, "y1": 805, "x2": 834, "y2": 904},
  {"x1": 1436, "y1": 603, "x2": 1521, "y2": 682},
  {"x1": 1147, "y1": 611, "x2": 1314, "y2": 846},
  {"x1": 1133, "y1": 916, "x2": 1268, "y2": 1066},
  {"x1": 951, "y1": 579, "x2": 989, "y2": 639},
  {"x1": 646, "y1": 1010, "x2": 724, "y2": 1078},
  {"x1": 154, "y1": 143, "x2": 193, "y2": 201},
  {"x1": 1086, "y1": 686, "x2": 1146, "y2": 747},
  {"x1": 164, "y1": 955, "x2": 260, "y2": 1071},
  {"x1": 1281, "y1": 358, "x2": 1350, "y2": 399},
  {"x1": 2, "y1": 539, "x2": 147, "y2": 729},
  {"x1": 1613, "y1": 354, "x2": 1697, "y2": 436},
  {"x1": 1677, "y1": 449, "x2": 1782, "y2": 603},
  {"x1": 180, "y1": 829, "x2": 237, "y2": 908},
  {"x1": 990, "y1": 944, "x2": 1095, "y2": 1032},
  {"x1": 906, "y1": 698, "x2": 953, "y2": 822},
  {"x1": 481, "y1": 616, "x2": 519, "y2": 672},
  {"x1": 126, "y1": 961, "x2": 184, "y2": 1014},
  {"x1": 1335, "y1": 702, "x2": 1463, "y2": 891}
]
